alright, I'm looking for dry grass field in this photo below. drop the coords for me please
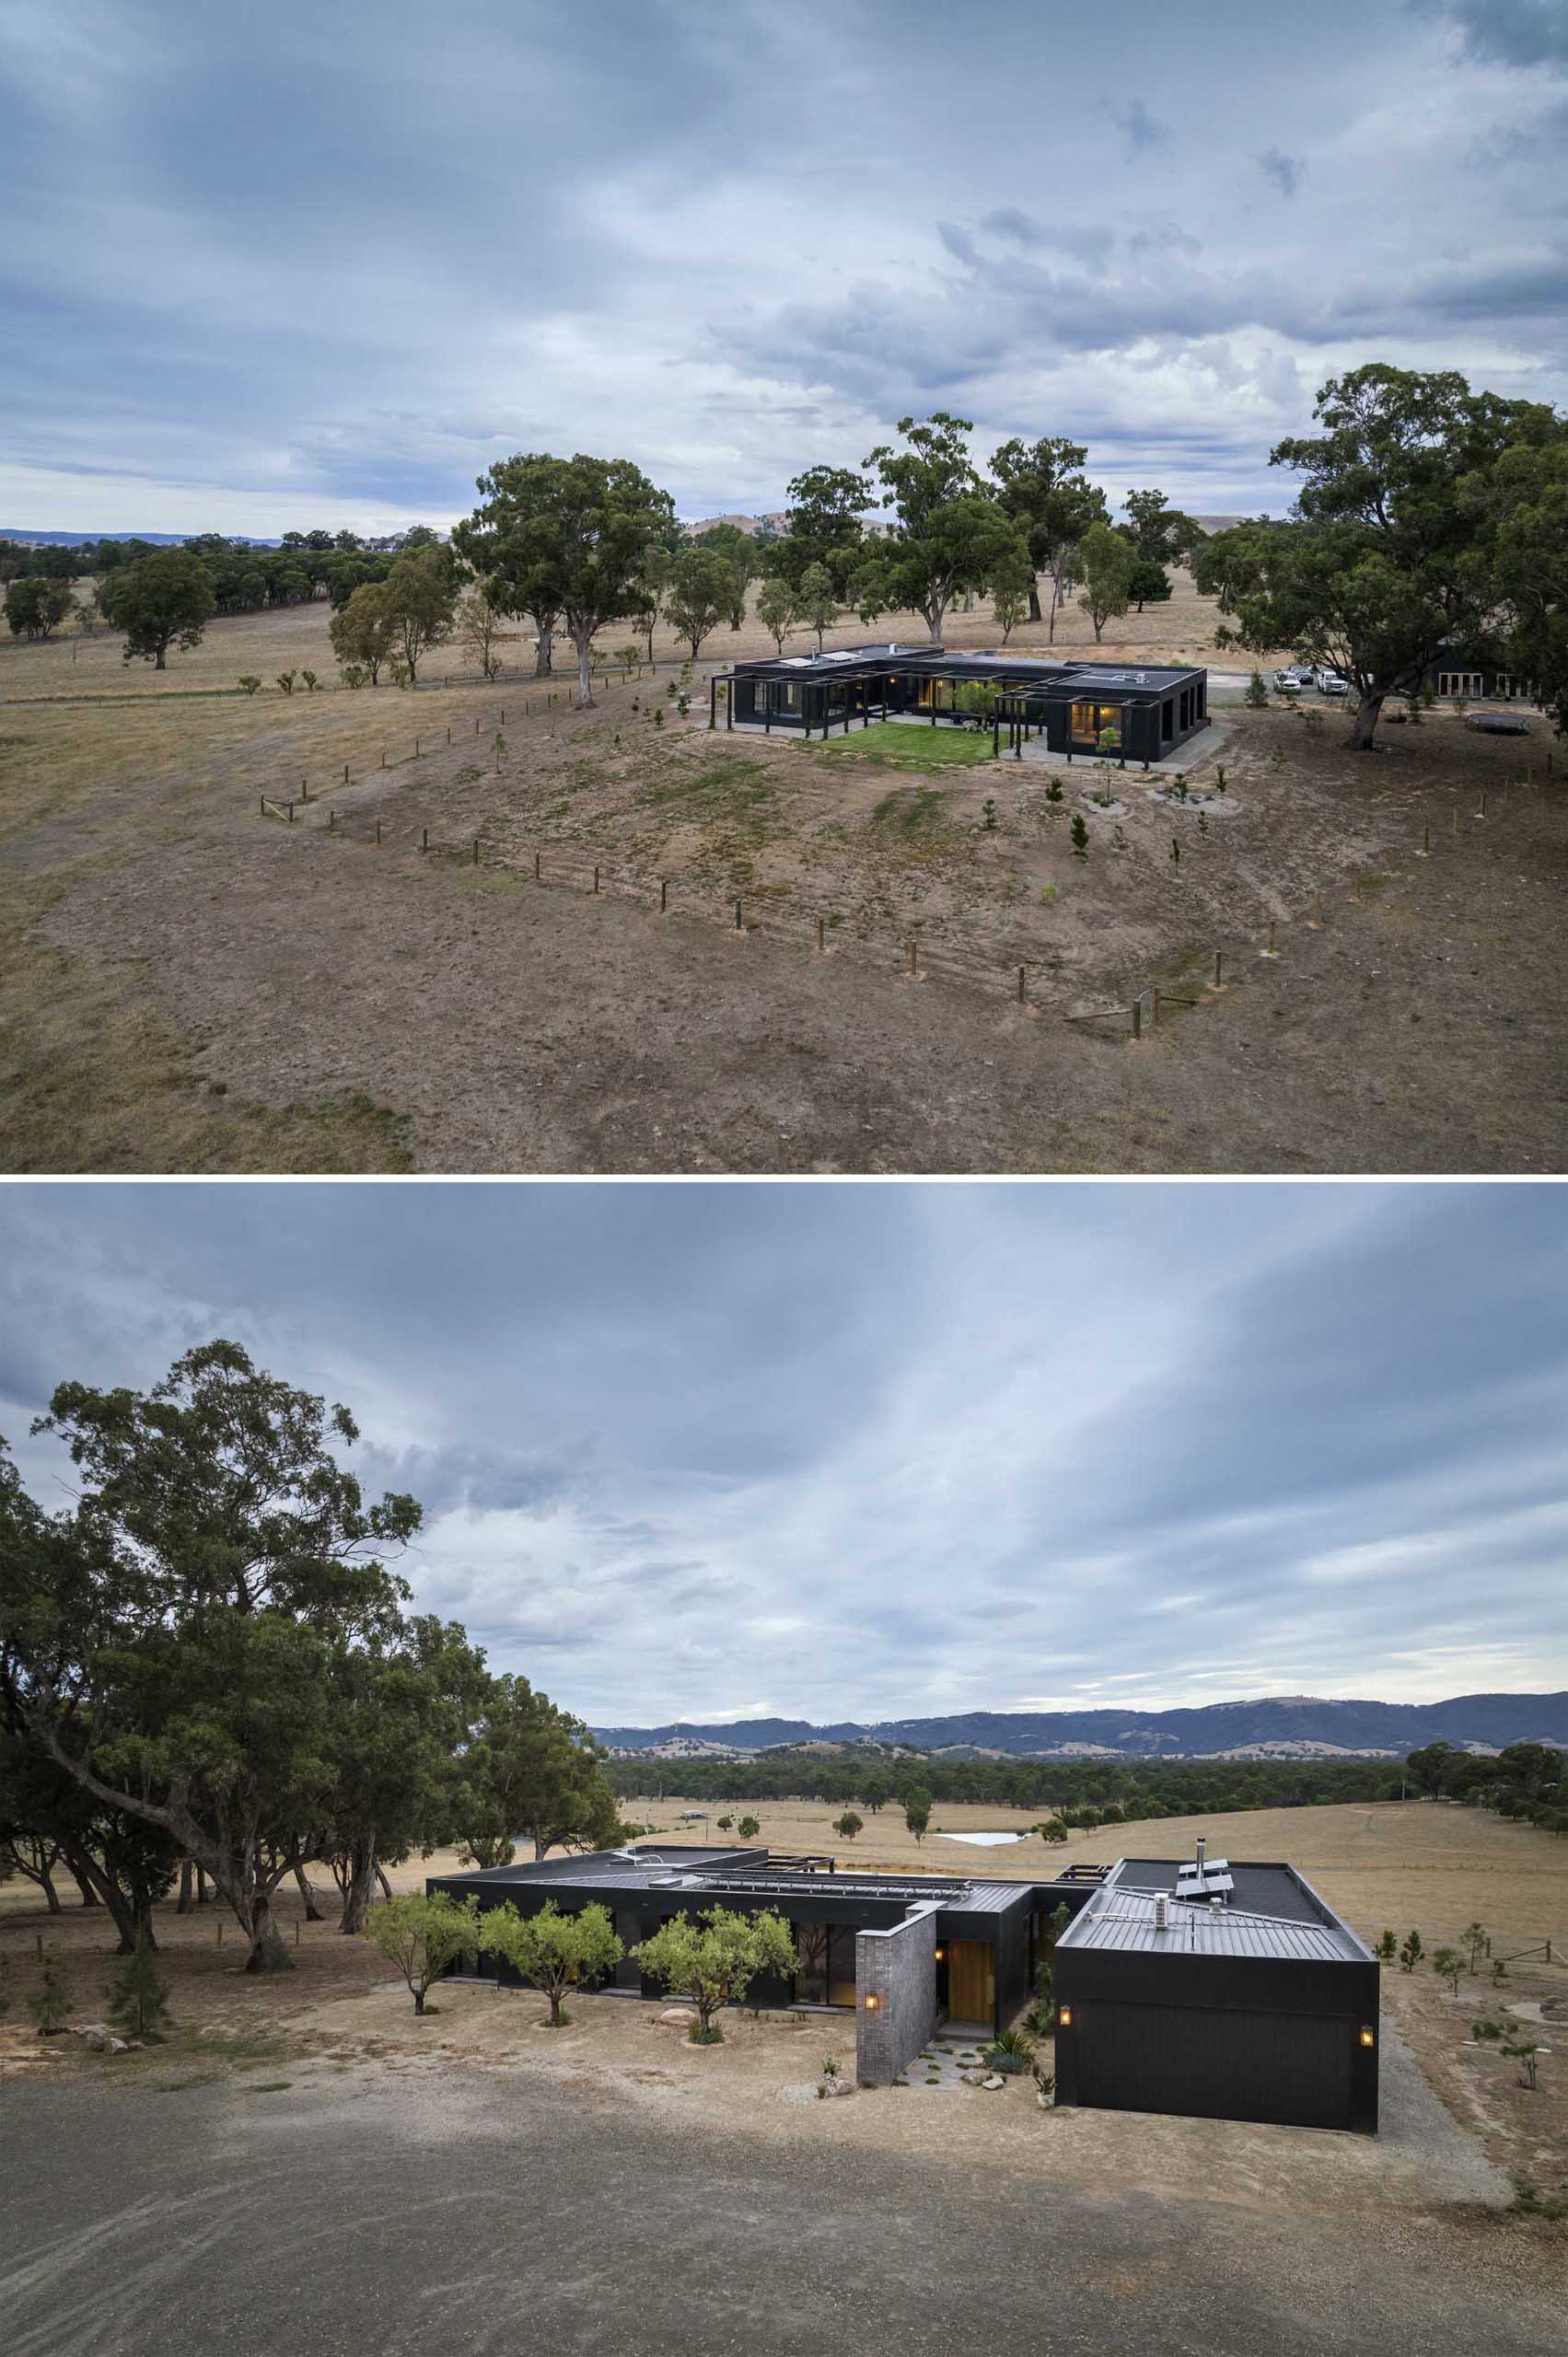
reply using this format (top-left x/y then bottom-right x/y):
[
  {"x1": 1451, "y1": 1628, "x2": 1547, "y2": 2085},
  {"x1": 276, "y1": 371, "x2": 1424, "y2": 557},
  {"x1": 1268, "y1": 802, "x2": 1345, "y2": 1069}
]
[{"x1": 3, "y1": 575, "x2": 1563, "y2": 1173}]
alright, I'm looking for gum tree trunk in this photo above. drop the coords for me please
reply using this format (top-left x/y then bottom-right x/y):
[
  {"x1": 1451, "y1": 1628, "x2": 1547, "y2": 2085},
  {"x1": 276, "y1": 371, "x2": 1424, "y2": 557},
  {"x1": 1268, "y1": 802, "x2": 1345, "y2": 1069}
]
[
  {"x1": 1347, "y1": 691, "x2": 1384, "y2": 750},
  {"x1": 1028, "y1": 581, "x2": 1042, "y2": 621},
  {"x1": 244, "y1": 1888, "x2": 293, "y2": 1974},
  {"x1": 177, "y1": 1858, "x2": 194, "y2": 1913},
  {"x1": 570, "y1": 624, "x2": 595, "y2": 709},
  {"x1": 293, "y1": 1861, "x2": 324, "y2": 1922},
  {"x1": 338, "y1": 1837, "x2": 378, "y2": 1935},
  {"x1": 532, "y1": 617, "x2": 554, "y2": 676}
]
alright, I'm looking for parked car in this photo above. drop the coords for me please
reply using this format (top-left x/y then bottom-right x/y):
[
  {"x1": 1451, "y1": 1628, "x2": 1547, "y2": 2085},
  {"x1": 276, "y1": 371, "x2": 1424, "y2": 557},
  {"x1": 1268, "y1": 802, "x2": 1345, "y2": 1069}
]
[
  {"x1": 1272, "y1": 668, "x2": 1306, "y2": 693},
  {"x1": 1313, "y1": 668, "x2": 1351, "y2": 697}
]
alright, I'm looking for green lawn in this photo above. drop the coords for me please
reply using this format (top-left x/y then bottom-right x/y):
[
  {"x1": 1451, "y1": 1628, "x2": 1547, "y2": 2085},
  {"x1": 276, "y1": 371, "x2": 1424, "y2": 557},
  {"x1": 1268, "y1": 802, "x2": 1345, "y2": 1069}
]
[{"x1": 815, "y1": 722, "x2": 999, "y2": 771}]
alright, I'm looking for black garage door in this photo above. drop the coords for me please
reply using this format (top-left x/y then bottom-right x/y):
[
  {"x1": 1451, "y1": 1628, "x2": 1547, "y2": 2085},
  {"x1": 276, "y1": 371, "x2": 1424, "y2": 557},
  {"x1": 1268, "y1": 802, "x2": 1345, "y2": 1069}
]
[{"x1": 1074, "y1": 2000, "x2": 1355, "y2": 2131}]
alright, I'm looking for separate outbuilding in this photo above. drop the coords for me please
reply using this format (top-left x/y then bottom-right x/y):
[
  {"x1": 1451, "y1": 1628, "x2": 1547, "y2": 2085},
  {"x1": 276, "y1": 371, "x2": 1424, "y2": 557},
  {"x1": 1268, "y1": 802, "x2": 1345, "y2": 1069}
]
[{"x1": 1052, "y1": 1852, "x2": 1379, "y2": 2134}]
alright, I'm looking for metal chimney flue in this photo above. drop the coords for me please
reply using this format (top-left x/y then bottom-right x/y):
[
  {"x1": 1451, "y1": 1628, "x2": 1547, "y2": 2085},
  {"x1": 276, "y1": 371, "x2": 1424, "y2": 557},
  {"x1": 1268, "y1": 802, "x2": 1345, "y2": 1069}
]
[{"x1": 1195, "y1": 1836, "x2": 1206, "y2": 1874}]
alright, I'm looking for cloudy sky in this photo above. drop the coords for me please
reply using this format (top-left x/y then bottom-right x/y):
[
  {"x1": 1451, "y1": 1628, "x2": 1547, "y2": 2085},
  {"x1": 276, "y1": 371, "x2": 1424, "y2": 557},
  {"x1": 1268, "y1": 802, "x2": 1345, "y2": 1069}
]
[
  {"x1": 1, "y1": 1182, "x2": 1562, "y2": 1724},
  {"x1": 3, "y1": 0, "x2": 1565, "y2": 538}
]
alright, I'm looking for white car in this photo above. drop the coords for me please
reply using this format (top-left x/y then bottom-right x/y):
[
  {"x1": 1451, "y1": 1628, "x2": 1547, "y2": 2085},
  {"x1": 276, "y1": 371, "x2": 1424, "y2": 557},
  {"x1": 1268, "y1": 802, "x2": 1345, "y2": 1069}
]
[
  {"x1": 1272, "y1": 668, "x2": 1306, "y2": 693},
  {"x1": 1313, "y1": 668, "x2": 1351, "y2": 697}
]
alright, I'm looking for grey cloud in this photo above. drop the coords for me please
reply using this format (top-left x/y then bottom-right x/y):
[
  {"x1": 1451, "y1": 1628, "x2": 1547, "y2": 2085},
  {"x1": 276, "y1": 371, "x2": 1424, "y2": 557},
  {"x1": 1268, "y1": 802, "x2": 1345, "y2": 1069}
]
[
  {"x1": 0, "y1": 1182, "x2": 1562, "y2": 1724},
  {"x1": 1260, "y1": 146, "x2": 1307, "y2": 197},
  {"x1": 1116, "y1": 98, "x2": 1170, "y2": 151},
  {"x1": 1421, "y1": 0, "x2": 1568, "y2": 64}
]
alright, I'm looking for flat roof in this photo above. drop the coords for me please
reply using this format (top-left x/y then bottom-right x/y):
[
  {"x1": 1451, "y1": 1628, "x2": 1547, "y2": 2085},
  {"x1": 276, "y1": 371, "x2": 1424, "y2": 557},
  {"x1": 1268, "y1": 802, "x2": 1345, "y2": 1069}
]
[
  {"x1": 727, "y1": 644, "x2": 1203, "y2": 692},
  {"x1": 429, "y1": 1843, "x2": 1062, "y2": 1918},
  {"x1": 1059, "y1": 1858, "x2": 1374, "y2": 1965}
]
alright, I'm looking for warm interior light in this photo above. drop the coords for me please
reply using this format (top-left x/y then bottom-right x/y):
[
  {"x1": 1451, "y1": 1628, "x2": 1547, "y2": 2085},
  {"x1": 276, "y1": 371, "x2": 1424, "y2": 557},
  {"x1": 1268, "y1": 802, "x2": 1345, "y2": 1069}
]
[
  {"x1": 1359, "y1": 2025, "x2": 1376, "y2": 2049},
  {"x1": 1057, "y1": 2004, "x2": 1073, "y2": 2027},
  {"x1": 934, "y1": 1946, "x2": 946, "y2": 1961},
  {"x1": 865, "y1": 1992, "x2": 879, "y2": 2010}
]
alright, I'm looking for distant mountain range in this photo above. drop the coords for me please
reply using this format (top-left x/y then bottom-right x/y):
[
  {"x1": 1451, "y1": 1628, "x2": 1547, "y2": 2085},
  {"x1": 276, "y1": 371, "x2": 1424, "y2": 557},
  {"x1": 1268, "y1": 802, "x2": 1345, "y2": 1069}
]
[{"x1": 593, "y1": 1693, "x2": 1568, "y2": 1761}]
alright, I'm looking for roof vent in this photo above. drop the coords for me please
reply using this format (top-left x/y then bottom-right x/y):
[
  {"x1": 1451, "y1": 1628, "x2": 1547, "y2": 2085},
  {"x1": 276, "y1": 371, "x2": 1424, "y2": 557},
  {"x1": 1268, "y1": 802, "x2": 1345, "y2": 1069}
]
[
  {"x1": 1195, "y1": 1836, "x2": 1206, "y2": 1873},
  {"x1": 1154, "y1": 1892, "x2": 1169, "y2": 1932}
]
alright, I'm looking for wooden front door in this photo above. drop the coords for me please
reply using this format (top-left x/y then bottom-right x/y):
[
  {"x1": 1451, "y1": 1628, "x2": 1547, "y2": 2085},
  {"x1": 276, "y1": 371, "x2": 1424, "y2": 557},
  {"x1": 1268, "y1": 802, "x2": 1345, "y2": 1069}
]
[{"x1": 947, "y1": 1940, "x2": 994, "y2": 2026}]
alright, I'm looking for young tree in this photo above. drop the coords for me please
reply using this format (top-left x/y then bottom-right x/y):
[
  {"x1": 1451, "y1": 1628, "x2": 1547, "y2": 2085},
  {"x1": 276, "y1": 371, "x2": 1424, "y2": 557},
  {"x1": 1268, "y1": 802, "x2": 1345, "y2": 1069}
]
[
  {"x1": 632, "y1": 1905, "x2": 796, "y2": 2041},
  {"x1": 992, "y1": 435, "x2": 1109, "y2": 636},
  {"x1": 737, "y1": 1815, "x2": 761, "y2": 1841},
  {"x1": 4, "y1": 577, "x2": 74, "y2": 640},
  {"x1": 29, "y1": 1946, "x2": 74, "y2": 2035},
  {"x1": 1075, "y1": 523, "x2": 1136, "y2": 641},
  {"x1": 1, "y1": 1343, "x2": 423, "y2": 1973},
  {"x1": 477, "y1": 1898, "x2": 621, "y2": 2026},
  {"x1": 1375, "y1": 1930, "x2": 1399, "y2": 1964},
  {"x1": 1400, "y1": 1930, "x2": 1424, "y2": 1973},
  {"x1": 454, "y1": 586, "x2": 507, "y2": 679},
  {"x1": 834, "y1": 1812, "x2": 864, "y2": 1843},
  {"x1": 1462, "y1": 1921, "x2": 1489, "y2": 1974},
  {"x1": 99, "y1": 552, "x2": 215, "y2": 669},
  {"x1": 795, "y1": 562, "x2": 841, "y2": 654},
  {"x1": 1432, "y1": 1945, "x2": 1464, "y2": 1995},
  {"x1": 859, "y1": 414, "x2": 1020, "y2": 644},
  {"x1": 457, "y1": 452, "x2": 678, "y2": 709},
  {"x1": 383, "y1": 547, "x2": 457, "y2": 684},
  {"x1": 1194, "y1": 364, "x2": 1551, "y2": 749},
  {"x1": 330, "y1": 581, "x2": 400, "y2": 685},
  {"x1": 859, "y1": 1772, "x2": 888, "y2": 1814},
  {"x1": 367, "y1": 1892, "x2": 479, "y2": 2014},
  {"x1": 903, "y1": 1794, "x2": 932, "y2": 1843},
  {"x1": 664, "y1": 545, "x2": 735, "y2": 659},
  {"x1": 755, "y1": 576, "x2": 798, "y2": 655},
  {"x1": 107, "y1": 1930, "x2": 172, "y2": 2041}
]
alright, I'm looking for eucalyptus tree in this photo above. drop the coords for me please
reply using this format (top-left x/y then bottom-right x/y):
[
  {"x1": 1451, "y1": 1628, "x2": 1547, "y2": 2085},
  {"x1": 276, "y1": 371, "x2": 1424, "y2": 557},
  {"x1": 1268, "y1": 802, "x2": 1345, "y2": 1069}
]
[
  {"x1": 992, "y1": 435, "x2": 1109, "y2": 634},
  {"x1": 664, "y1": 544, "x2": 737, "y2": 658},
  {"x1": 454, "y1": 1673, "x2": 622, "y2": 1864},
  {"x1": 858, "y1": 414, "x2": 1024, "y2": 645},
  {"x1": 755, "y1": 576, "x2": 798, "y2": 654},
  {"x1": 99, "y1": 551, "x2": 215, "y2": 669},
  {"x1": 0, "y1": 1341, "x2": 423, "y2": 1973},
  {"x1": 457, "y1": 452, "x2": 678, "y2": 707},
  {"x1": 1195, "y1": 365, "x2": 1552, "y2": 749},
  {"x1": 777, "y1": 464, "x2": 873, "y2": 595},
  {"x1": 1075, "y1": 522, "x2": 1136, "y2": 640}
]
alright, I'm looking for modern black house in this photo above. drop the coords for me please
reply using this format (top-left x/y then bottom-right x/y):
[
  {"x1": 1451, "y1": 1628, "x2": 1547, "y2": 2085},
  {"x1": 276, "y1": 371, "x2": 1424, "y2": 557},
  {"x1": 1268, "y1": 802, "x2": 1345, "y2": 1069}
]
[
  {"x1": 1053, "y1": 1851, "x2": 1379, "y2": 2134},
  {"x1": 1417, "y1": 650, "x2": 1537, "y2": 702},
  {"x1": 429, "y1": 1839, "x2": 1377, "y2": 2129},
  {"x1": 712, "y1": 644, "x2": 1211, "y2": 763}
]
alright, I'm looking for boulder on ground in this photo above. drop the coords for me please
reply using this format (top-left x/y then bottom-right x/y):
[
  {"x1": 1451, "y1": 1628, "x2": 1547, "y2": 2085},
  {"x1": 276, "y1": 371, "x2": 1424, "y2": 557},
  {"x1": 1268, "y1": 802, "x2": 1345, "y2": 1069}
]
[
  {"x1": 817, "y1": 2073, "x2": 853, "y2": 2098},
  {"x1": 657, "y1": 2006, "x2": 697, "y2": 2026},
  {"x1": 981, "y1": 2073, "x2": 1005, "y2": 2091}
]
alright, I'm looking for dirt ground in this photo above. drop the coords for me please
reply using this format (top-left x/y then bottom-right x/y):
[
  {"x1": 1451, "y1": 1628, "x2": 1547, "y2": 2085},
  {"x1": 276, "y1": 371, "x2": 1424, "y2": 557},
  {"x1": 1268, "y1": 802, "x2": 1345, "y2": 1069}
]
[
  {"x1": 3, "y1": 1800, "x2": 1562, "y2": 2215},
  {"x1": 3, "y1": 577, "x2": 1562, "y2": 1173}
]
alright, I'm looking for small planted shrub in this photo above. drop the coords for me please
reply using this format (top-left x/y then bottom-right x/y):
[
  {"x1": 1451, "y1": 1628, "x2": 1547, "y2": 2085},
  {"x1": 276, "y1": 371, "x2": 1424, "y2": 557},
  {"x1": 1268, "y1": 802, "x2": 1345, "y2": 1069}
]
[
  {"x1": 29, "y1": 1947, "x2": 74, "y2": 2036},
  {"x1": 339, "y1": 663, "x2": 367, "y2": 689},
  {"x1": 108, "y1": 1931, "x2": 172, "y2": 2043},
  {"x1": 1376, "y1": 1930, "x2": 1398, "y2": 1965},
  {"x1": 276, "y1": 670, "x2": 296, "y2": 695},
  {"x1": 1042, "y1": 779, "x2": 1063, "y2": 805},
  {"x1": 1493, "y1": 1957, "x2": 1509, "y2": 1984},
  {"x1": 1244, "y1": 669, "x2": 1269, "y2": 708},
  {"x1": 237, "y1": 675, "x2": 262, "y2": 696},
  {"x1": 653, "y1": 706, "x2": 665, "y2": 728},
  {"x1": 1069, "y1": 814, "x2": 1089, "y2": 858},
  {"x1": 1432, "y1": 1946, "x2": 1464, "y2": 1995},
  {"x1": 1463, "y1": 1922, "x2": 1489, "y2": 1973},
  {"x1": 1471, "y1": 2018, "x2": 1505, "y2": 2042},
  {"x1": 983, "y1": 2030, "x2": 1033, "y2": 2075},
  {"x1": 981, "y1": 797, "x2": 997, "y2": 830},
  {"x1": 300, "y1": 668, "x2": 319, "y2": 692},
  {"x1": 1169, "y1": 836, "x2": 1181, "y2": 865},
  {"x1": 1032, "y1": 2064, "x2": 1055, "y2": 2105},
  {"x1": 1399, "y1": 1931, "x2": 1424, "y2": 1974},
  {"x1": 1214, "y1": 763, "x2": 1227, "y2": 794}
]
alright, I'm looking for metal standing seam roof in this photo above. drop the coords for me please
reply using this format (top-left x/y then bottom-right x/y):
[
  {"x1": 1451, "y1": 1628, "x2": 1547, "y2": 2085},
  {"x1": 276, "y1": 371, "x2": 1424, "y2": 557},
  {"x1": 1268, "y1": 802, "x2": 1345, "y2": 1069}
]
[{"x1": 1060, "y1": 1887, "x2": 1364, "y2": 1964}]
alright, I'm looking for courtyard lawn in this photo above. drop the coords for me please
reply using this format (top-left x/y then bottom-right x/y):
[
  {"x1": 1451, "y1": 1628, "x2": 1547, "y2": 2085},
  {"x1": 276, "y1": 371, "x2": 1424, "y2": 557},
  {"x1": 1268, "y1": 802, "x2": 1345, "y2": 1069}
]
[{"x1": 815, "y1": 722, "x2": 1002, "y2": 769}]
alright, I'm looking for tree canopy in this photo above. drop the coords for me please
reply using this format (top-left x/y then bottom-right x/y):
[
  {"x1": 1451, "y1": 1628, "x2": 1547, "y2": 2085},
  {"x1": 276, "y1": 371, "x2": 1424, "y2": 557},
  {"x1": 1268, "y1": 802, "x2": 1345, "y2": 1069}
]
[
  {"x1": 633, "y1": 1905, "x2": 796, "y2": 2040},
  {"x1": 857, "y1": 414, "x2": 1027, "y2": 645},
  {"x1": 99, "y1": 551, "x2": 215, "y2": 669},
  {"x1": 991, "y1": 435, "x2": 1108, "y2": 636},
  {"x1": 457, "y1": 452, "x2": 678, "y2": 708}
]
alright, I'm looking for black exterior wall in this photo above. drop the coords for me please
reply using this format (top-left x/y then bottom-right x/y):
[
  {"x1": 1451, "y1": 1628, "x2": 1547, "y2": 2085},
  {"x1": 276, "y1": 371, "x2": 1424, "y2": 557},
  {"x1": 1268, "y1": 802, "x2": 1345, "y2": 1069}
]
[
  {"x1": 724, "y1": 648, "x2": 1208, "y2": 761},
  {"x1": 1053, "y1": 1942, "x2": 1380, "y2": 2134}
]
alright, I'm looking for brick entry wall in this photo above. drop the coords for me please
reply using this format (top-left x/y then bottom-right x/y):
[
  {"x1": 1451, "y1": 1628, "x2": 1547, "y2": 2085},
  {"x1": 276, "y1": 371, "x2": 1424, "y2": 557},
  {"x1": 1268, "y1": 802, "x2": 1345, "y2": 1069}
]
[{"x1": 855, "y1": 1904, "x2": 939, "y2": 2085}]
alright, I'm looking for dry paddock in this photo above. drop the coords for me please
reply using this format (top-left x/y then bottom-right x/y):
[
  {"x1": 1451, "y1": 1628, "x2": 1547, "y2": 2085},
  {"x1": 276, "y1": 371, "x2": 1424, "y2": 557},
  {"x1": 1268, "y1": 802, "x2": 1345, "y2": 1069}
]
[{"x1": 2, "y1": 582, "x2": 1564, "y2": 1172}]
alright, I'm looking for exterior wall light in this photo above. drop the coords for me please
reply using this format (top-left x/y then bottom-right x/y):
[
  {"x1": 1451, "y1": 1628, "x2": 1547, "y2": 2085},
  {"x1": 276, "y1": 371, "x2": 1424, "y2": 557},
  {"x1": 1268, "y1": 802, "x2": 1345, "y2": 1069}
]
[
  {"x1": 934, "y1": 1946, "x2": 946, "y2": 1961},
  {"x1": 1057, "y1": 2004, "x2": 1073, "y2": 2028},
  {"x1": 864, "y1": 1992, "x2": 880, "y2": 2010},
  {"x1": 1359, "y1": 2025, "x2": 1376, "y2": 2049}
]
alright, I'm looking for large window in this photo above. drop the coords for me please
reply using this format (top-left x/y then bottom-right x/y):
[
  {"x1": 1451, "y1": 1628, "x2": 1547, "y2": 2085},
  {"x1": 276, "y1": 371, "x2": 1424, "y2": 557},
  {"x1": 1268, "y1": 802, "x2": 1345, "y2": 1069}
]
[
  {"x1": 1071, "y1": 700, "x2": 1121, "y2": 745},
  {"x1": 795, "y1": 1922, "x2": 857, "y2": 2006}
]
